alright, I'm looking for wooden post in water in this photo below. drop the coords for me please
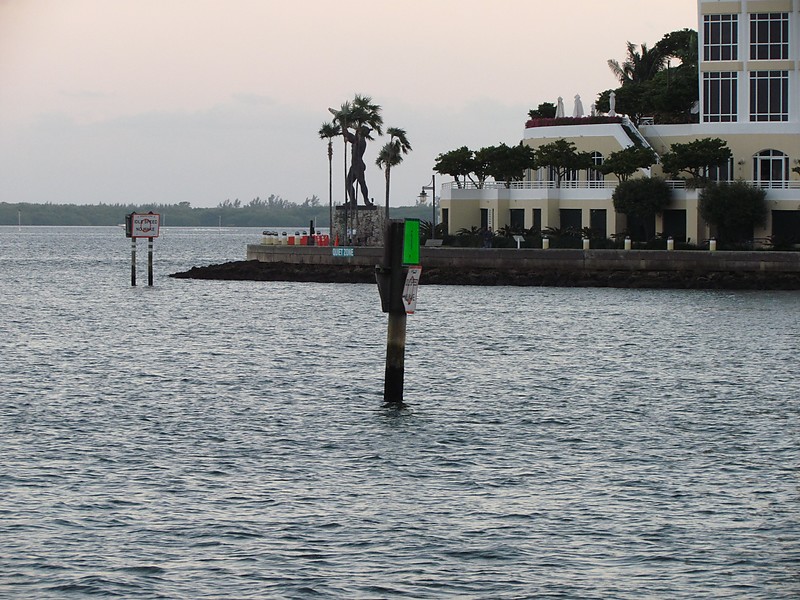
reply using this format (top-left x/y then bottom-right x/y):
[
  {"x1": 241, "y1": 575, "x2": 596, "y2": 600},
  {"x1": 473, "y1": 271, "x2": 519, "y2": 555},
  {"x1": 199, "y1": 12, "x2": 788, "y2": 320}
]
[
  {"x1": 147, "y1": 237, "x2": 154, "y2": 286},
  {"x1": 377, "y1": 221, "x2": 407, "y2": 405},
  {"x1": 130, "y1": 237, "x2": 137, "y2": 287}
]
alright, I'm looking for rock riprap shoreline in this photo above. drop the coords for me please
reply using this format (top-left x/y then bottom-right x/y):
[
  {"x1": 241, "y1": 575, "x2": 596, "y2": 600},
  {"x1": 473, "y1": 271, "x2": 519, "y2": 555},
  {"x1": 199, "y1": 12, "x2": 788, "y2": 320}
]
[{"x1": 170, "y1": 260, "x2": 800, "y2": 290}]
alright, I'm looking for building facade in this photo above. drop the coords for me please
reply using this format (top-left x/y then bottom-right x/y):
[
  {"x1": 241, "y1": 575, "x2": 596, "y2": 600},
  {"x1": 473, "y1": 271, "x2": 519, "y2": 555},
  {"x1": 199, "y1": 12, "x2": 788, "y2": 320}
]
[{"x1": 440, "y1": 0, "x2": 800, "y2": 244}]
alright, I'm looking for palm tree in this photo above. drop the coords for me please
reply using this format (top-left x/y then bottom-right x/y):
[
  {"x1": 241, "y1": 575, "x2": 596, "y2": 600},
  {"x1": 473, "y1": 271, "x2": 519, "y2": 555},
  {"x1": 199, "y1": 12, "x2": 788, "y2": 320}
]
[
  {"x1": 375, "y1": 127, "x2": 412, "y2": 221},
  {"x1": 318, "y1": 121, "x2": 341, "y2": 235},
  {"x1": 608, "y1": 42, "x2": 666, "y2": 85},
  {"x1": 330, "y1": 100, "x2": 352, "y2": 241}
]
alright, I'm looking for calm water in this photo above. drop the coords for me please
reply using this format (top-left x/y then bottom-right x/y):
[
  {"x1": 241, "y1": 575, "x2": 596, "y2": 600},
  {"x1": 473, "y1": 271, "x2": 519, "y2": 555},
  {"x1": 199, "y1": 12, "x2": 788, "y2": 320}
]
[{"x1": 1, "y1": 226, "x2": 798, "y2": 599}]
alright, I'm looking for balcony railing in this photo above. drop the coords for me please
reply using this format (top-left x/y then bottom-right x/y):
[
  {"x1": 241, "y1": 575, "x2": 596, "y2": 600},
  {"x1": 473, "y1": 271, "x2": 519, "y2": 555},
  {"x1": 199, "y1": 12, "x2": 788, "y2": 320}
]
[{"x1": 445, "y1": 179, "x2": 800, "y2": 191}]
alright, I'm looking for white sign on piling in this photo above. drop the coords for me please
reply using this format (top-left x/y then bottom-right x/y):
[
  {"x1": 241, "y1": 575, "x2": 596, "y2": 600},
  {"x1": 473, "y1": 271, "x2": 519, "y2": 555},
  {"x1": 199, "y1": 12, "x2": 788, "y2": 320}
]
[
  {"x1": 401, "y1": 267, "x2": 422, "y2": 314},
  {"x1": 130, "y1": 213, "x2": 161, "y2": 238}
]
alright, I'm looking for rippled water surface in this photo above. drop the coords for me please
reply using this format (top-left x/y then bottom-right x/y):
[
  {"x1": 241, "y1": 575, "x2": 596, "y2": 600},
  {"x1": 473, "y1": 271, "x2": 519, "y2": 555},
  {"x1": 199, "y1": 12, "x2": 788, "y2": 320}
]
[{"x1": 1, "y1": 227, "x2": 798, "y2": 599}]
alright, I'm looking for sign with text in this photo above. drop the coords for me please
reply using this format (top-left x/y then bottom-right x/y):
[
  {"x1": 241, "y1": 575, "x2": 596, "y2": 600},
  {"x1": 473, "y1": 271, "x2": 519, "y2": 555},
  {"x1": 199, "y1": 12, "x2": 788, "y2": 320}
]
[
  {"x1": 127, "y1": 213, "x2": 161, "y2": 238},
  {"x1": 401, "y1": 266, "x2": 422, "y2": 314},
  {"x1": 332, "y1": 247, "x2": 355, "y2": 257}
]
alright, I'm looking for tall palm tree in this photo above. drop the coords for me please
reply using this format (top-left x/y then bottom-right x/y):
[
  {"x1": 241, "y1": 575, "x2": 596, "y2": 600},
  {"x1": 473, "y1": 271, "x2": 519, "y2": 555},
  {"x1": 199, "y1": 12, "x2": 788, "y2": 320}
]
[
  {"x1": 376, "y1": 127, "x2": 412, "y2": 221},
  {"x1": 330, "y1": 101, "x2": 352, "y2": 241},
  {"x1": 318, "y1": 121, "x2": 340, "y2": 236},
  {"x1": 608, "y1": 42, "x2": 666, "y2": 85}
]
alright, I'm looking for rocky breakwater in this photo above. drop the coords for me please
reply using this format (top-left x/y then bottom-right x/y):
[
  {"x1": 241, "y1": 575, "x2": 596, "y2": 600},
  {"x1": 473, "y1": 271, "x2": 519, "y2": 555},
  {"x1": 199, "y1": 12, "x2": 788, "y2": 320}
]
[{"x1": 170, "y1": 254, "x2": 800, "y2": 290}]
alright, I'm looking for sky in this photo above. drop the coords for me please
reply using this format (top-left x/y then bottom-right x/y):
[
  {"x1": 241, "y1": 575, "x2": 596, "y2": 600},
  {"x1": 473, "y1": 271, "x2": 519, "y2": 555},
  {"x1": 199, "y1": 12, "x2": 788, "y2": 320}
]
[{"x1": 0, "y1": 0, "x2": 698, "y2": 209}]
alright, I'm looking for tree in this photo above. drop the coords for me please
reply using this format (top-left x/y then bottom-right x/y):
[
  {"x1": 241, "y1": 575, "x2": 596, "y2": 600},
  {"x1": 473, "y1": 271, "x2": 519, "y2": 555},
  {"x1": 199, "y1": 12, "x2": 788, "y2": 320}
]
[
  {"x1": 600, "y1": 146, "x2": 657, "y2": 182},
  {"x1": 433, "y1": 146, "x2": 474, "y2": 188},
  {"x1": 318, "y1": 120, "x2": 341, "y2": 237},
  {"x1": 533, "y1": 139, "x2": 593, "y2": 187},
  {"x1": 661, "y1": 138, "x2": 732, "y2": 184},
  {"x1": 528, "y1": 102, "x2": 557, "y2": 119},
  {"x1": 608, "y1": 42, "x2": 666, "y2": 86},
  {"x1": 699, "y1": 181, "x2": 767, "y2": 244},
  {"x1": 655, "y1": 28, "x2": 698, "y2": 65},
  {"x1": 612, "y1": 177, "x2": 672, "y2": 240},
  {"x1": 598, "y1": 30, "x2": 699, "y2": 125},
  {"x1": 376, "y1": 127, "x2": 412, "y2": 220},
  {"x1": 484, "y1": 143, "x2": 536, "y2": 187}
]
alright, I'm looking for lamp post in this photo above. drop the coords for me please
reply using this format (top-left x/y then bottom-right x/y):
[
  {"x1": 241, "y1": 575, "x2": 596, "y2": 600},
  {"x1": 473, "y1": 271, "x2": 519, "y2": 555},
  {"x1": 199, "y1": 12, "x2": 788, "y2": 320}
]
[{"x1": 418, "y1": 174, "x2": 436, "y2": 239}]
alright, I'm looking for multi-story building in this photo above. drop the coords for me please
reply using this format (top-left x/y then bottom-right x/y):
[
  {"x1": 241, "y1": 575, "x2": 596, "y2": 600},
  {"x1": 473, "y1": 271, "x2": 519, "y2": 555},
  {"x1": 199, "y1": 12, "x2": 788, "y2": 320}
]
[{"x1": 440, "y1": 0, "x2": 800, "y2": 244}]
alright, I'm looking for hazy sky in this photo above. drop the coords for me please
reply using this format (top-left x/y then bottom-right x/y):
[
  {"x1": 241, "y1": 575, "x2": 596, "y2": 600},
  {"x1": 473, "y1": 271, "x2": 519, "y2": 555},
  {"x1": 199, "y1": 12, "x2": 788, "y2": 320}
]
[{"x1": 0, "y1": 0, "x2": 697, "y2": 209}]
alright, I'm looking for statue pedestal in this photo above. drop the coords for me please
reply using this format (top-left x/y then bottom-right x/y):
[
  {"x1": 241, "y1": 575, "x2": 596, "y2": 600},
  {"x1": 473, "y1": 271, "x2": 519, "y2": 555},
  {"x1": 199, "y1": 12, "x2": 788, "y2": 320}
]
[{"x1": 335, "y1": 205, "x2": 386, "y2": 246}]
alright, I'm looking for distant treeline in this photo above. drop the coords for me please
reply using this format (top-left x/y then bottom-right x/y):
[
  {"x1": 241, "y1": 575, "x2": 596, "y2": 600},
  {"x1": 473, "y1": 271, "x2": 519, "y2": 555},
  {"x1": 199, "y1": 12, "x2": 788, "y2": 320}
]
[{"x1": 1, "y1": 197, "x2": 433, "y2": 227}]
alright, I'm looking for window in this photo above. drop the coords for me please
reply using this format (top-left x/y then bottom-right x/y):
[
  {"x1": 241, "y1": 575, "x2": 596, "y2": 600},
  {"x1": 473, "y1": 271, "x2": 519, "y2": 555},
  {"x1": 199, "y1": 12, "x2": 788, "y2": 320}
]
[
  {"x1": 750, "y1": 71, "x2": 789, "y2": 121},
  {"x1": 531, "y1": 209, "x2": 542, "y2": 232},
  {"x1": 703, "y1": 72, "x2": 738, "y2": 122},
  {"x1": 704, "y1": 14, "x2": 738, "y2": 61},
  {"x1": 588, "y1": 152, "x2": 604, "y2": 186},
  {"x1": 706, "y1": 158, "x2": 734, "y2": 182},
  {"x1": 590, "y1": 209, "x2": 607, "y2": 239},
  {"x1": 663, "y1": 210, "x2": 688, "y2": 243},
  {"x1": 750, "y1": 13, "x2": 789, "y2": 60},
  {"x1": 771, "y1": 211, "x2": 800, "y2": 243},
  {"x1": 509, "y1": 209, "x2": 525, "y2": 231},
  {"x1": 559, "y1": 209, "x2": 582, "y2": 233},
  {"x1": 753, "y1": 149, "x2": 789, "y2": 188}
]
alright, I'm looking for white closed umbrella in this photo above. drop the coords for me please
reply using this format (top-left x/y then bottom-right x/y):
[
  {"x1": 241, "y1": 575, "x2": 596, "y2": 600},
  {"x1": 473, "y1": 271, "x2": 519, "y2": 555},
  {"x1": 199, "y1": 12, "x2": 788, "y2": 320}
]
[
  {"x1": 555, "y1": 96, "x2": 565, "y2": 118},
  {"x1": 573, "y1": 94, "x2": 584, "y2": 118}
]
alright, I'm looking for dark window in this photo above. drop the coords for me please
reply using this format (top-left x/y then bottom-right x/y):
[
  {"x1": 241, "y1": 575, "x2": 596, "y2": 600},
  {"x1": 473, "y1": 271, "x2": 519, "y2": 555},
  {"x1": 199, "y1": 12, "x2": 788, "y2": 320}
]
[
  {"x1": 750, "y1": 71, "x2": 788, "y2": 121},
  {"x1": 663, "y1": 210, "x2": 688, "y2": 243},
  {"x1": 754, "y1": 149, "x2": 788, "y2": 187},
  {"x1": 559, "y1": 209, "x2": 582, "y2": 233},
  {"x1": 704, "y1": 14, "x2": 738, "y2": 61},
  {"x1": 703, "y1": 72, "x2": 737, "y2": 122},
  {"x1": 750, "y1": 13, "x2": 788, "y2": 60},
  {"x1": 441, "y1": 208, "x2": 449, "y2": 236},
  {"x1": 588, "y1": 152, "x2": 604, "y2": 185},
  {"x1": 509, "y1": 209, "x2": 525, "y2": 231},
  {"x1": 480, "y1": 208, "x2": 489, "y2": 230},
  {"x1": 771, "y1": 210, "x2": 800, "y2": 243},
  {"x1": 706, "y1": 158, "x2": 734, "y2": 182},
  {"x1": 531, "y1": 209, "x2": 542, "y2": 232},
  {"x1": 590, "y1": 209, "x2": 607, "y2": 239}
]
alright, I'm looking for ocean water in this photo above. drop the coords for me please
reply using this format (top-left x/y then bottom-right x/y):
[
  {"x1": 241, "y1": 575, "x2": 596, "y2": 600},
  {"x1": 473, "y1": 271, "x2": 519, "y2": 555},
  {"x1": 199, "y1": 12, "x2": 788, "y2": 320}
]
[{"x1": 1, "y1": 226, "x2": 798, "y2": 599}]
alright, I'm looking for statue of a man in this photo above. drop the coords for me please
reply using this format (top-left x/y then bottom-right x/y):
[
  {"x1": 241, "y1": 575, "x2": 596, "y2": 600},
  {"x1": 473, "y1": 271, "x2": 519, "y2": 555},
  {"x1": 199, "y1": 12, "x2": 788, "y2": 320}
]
[{"x1": 345, "y1": 125, "x2": 373, "y2": 207}]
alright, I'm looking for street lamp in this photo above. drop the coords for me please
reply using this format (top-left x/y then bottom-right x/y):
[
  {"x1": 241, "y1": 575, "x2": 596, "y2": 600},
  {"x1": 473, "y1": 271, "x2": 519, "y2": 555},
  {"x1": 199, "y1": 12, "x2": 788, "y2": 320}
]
[{"x1": 419, "y1": 174, "x2": 436, "y2": 239}]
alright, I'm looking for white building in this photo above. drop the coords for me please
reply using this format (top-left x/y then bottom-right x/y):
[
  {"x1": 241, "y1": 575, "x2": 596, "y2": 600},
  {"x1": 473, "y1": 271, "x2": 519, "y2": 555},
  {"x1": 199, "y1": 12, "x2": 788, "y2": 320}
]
[{"x1": 440, "y1": 0, "x2": 800, "y2": 245}]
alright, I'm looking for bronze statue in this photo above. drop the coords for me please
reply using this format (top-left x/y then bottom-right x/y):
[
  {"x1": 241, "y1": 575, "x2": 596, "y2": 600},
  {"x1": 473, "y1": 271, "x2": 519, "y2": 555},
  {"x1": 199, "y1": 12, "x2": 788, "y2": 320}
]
[{"x1": 345, "y1": 125, "x2": 373, "y2": 207}]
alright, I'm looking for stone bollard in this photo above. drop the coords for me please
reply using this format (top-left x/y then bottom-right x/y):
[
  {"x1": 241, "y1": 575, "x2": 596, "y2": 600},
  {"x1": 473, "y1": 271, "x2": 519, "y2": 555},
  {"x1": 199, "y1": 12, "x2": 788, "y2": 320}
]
[
  {"x1": 667, "y1": 236, "x2": 674, "y2": 251},
  {"x1": 624, "y1": 236, "x2": 632, "y2": 250},
  {"x1": 582, "y1": 237, "x2": 590, "y2": 250},
  {"x1": 542, "y1": 237, "x2": 550, "y2": 250},
  {"x1": 709, "y1": 238, "x2": 717, "y2": 252}
]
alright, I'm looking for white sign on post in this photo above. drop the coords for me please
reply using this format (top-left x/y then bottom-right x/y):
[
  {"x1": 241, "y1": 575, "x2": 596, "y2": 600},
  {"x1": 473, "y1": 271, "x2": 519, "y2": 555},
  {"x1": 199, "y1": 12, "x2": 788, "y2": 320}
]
[
  {"x1": 401, "y1": 266, "x2": 422, "y2": 314},
  {"x1": 131, "y1": 213, "x2": 161, "y2": 238}
]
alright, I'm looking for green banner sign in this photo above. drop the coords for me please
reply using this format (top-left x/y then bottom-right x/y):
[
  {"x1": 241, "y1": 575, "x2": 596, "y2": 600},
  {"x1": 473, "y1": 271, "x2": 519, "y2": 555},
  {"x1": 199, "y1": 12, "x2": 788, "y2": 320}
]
[{"x1": 402, "y1": 219, "x2": 420, "y2": 265}]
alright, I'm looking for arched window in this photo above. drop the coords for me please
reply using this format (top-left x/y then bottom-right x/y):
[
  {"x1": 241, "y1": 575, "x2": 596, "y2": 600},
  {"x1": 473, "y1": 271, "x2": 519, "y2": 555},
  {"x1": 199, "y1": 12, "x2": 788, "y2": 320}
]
[
  {"x1": 587, "y1": 152, "x2": 604, "y2": 187},
  {"x1": 753, "y1": 149, "x2": 789, "y2": 188}
]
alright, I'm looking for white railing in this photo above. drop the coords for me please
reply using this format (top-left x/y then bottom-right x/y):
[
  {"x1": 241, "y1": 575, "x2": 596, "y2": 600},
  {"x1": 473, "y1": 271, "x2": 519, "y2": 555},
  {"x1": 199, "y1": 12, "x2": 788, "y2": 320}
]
[{"x1": 445, "y1": 179, "x2": 799, "y2": 191}]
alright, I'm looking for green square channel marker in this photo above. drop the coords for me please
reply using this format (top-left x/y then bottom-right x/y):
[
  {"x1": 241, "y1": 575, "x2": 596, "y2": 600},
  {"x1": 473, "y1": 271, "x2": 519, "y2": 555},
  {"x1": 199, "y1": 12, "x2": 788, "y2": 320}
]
[{"x1": 402, "y1": 219, "x2": 420, "y2": 265}]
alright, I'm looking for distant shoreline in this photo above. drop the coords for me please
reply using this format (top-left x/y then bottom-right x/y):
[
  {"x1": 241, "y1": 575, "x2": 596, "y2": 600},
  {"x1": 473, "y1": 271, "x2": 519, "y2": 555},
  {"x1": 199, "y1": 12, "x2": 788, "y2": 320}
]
[{"x1": 170, "y1": 260, "x2": 800, "y2": 290}]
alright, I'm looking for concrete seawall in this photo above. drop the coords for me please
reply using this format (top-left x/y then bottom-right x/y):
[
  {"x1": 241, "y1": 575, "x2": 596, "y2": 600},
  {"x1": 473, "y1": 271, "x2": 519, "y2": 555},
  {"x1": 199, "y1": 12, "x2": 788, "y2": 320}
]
[{"x1": 246, "y1": 244, "x2": 800, "y2": 274}]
